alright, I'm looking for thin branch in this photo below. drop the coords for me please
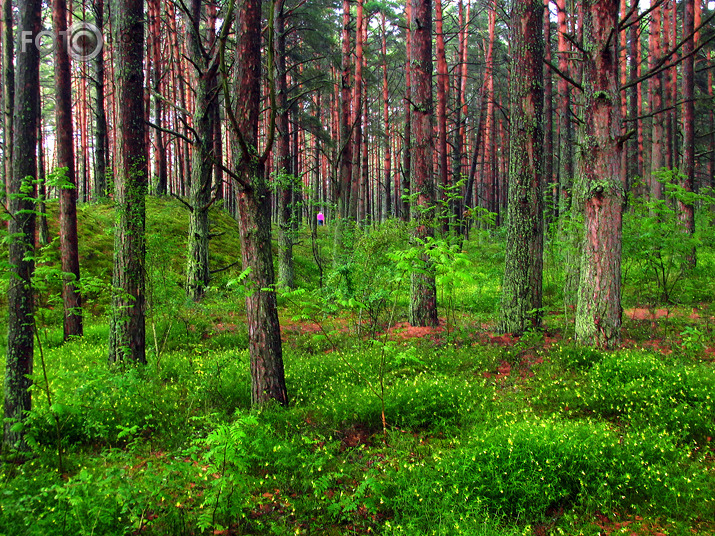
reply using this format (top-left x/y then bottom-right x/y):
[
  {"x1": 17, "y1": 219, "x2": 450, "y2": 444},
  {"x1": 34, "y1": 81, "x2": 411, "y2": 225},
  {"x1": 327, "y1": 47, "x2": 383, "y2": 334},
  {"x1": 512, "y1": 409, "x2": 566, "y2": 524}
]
[
  {"x1": 543, "y1": 59, "x2": 583, "y2": 92},
  {"x1": 171, "y1": 192, "x2": 194, "y2": 212},
  {"x1": 621, "y1": 10, "x2": 715, "y2": 91},
  {"x1": 146, "y1": 120, "x2": 193, "y2": 144},
  {"x1": 619, "y1": 0, "x2": 666, "y2": 31},
  {"x1": 210, "y1": 261, "x2": 240, "y2": 275}
]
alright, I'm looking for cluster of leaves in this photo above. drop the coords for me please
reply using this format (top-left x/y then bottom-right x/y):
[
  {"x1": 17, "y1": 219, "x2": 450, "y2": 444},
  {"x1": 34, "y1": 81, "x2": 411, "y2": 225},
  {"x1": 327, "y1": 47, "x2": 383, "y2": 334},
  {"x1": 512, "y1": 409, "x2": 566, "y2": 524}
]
[
  {"x1": 380, "y1": 418, "x2": 712, "y2": 529},
  {"x1": 623, "y1": 171, "x2": 715, "y2": 304}
]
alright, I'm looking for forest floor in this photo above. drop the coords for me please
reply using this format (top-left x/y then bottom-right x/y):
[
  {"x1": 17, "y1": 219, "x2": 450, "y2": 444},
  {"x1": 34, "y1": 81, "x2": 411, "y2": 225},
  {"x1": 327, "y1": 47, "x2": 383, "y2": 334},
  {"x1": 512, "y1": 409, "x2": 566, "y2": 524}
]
[{"x1": 1, "y1": 199, "x2": 715, "y2": 535}]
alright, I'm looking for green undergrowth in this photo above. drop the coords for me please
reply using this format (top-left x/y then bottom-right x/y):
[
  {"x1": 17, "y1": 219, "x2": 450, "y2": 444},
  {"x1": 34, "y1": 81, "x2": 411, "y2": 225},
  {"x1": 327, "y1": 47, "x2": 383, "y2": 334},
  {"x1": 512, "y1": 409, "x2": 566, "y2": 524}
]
[
  {"x1": 1, "y1": 203, "x2": 715, "y2": 535},
  {"x1": 1, "y1": 320, "x2": 714, "y2": 535}
]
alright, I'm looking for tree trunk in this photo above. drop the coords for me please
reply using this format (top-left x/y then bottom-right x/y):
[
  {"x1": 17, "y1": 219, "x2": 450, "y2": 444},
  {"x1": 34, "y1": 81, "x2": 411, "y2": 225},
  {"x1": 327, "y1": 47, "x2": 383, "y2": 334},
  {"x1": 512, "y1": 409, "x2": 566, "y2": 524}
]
[
  {"x1": 409, "y1": 0, "x2": 438, "y2": 328},
  {"x1": 230, "y1": 0, "x2": 288, "y2": 407},
  {"x1": 92, "y1": 0, "x2": 108, "y2": 200},
  {"x1": 575, "y1": 0, "x2": 623, "y2": 349},
  {"x1": 148, "y1": 0, "x2": 167, "y2": 196},
  {"x1": 648, "y1": 1, "x2": 664, "y2": 200},
  {"x1": 185, "y1": 0, "x2": 219, "y2": 301},
  {"x1": 338, "y1": 0, "x2": 353, "y2": 218},
  {"x1": 4, "y1": 0, "x2": 40, "y2": 452},
  {"x1": 401, "y1": 0, "x2": 412, "y2": 221},
  {"x1": 452, "y1": 0, "x2": 468, "y2": 229},
  {"x1": 556, "y1": 0, "x2": 573, "y2": 214},
  {"x1": 54, "y1": 0, "x2": 83, "y2": 339},
  {"x1": 37, "y1": 117, "x2": 49, "y2": 246},
  {"x1": 543, "y1": 0, "x2": 555, "y2": 224},
  {"x1": 435, "y1": 0, "x2": 449, "y2": 227},
  {"x1": 499, "y1": 0, "x2": 544, "y2": 335},
  {"x1": 2, "y1": 0, "x2": 13, "y2": 202},
  {"x1": 483, "y1": 0, "x2": 496, "y2": 215},
  {"x1": 381, "y1": 10, "x2": 392, "y2": 221},
  {"x1": 679, "y1": 0, "x2": 696, "y2": 266},
  {"x1": 275, "y1": 0, "x2": 294, "y2": 288},
  {"x1": 109, "y1": 0, "x2": 148, "y2": 364}
]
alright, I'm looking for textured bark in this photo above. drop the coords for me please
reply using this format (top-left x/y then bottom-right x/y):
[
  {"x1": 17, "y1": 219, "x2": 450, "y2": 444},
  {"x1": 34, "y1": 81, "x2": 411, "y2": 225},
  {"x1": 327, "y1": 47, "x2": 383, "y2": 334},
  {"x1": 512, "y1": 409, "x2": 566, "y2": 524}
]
[
  {"x1": 451, "y1": 0, "x2": 468, "y2": 227},
  {"x1": 4, "y1": 0, "x2": 40, "y2": 452},
  {"x1": 679, "y1": 0, "x2": 696, "y2": 266},
  {"x1": 108, "y1": 0, "x2": 148, "y2": 364},
  {"x1": 648, "y1": 1, "x2": 664, "y2": 200},
  {"x1": 408, "y1": 0, "x2": 438, "y2": 328},
  {"x1": 543, "y1": 0, "x2": 555, "y2": 222},
  {"x1": 231, "y1": 0, "x2": 288, "y2": 407},
  {"x1": 338, "y1": 0, "x2": 353, "y2": 218},
  {"x1": 54, "y1": 0, "x2": 83, "y2": 338},
  {"x1": 435, "y1": 0, "x2": 449, "y2": 219},
  {"x1": 381, "y1": 11, "x2": 392, "y2": 221},
  {"x1": 556, "y1": 0, "x2": 573, "y2": 214},
  {"x1": 499, "y1": 0, "x2": 544, "y2": 335},
  {"x1": 401, "y1": 0, "x2": 412, "y2": 221},
  {"x1": 2, "y1": 0, "x2": 13, "y2": 201},
  {"x1": 185, "y1": 0, "x2": 219, "y2": 301},
  {"x1": 275, "y1": 0, "x2": 294, "y2": 288},
  {"x1": 575, "y1": 0, "x2": 623, "y2": 349},
  {"x1": 627, "y1": 0, "x2": 639, "y2": 182},
  {"x1": 148, "y1": 0, "x2": 167, "y2": 196},
  {"x1": 348, "y1": 0, "x2": 364, "y2": 221},
  {"x1": 483, "y1": 0, "x2": 496, "y2": 214}
]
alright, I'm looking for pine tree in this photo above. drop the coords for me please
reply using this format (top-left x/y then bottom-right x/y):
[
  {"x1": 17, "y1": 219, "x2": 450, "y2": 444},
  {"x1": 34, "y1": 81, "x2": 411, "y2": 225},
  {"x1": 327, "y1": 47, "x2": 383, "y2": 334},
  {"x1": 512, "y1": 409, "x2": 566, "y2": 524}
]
[
  {"x1": 499, "y1": 0, "x2": 545, "y2": 335},
  {"x1": 108, "y1": 0, "x2": 148, "y2": 363}
]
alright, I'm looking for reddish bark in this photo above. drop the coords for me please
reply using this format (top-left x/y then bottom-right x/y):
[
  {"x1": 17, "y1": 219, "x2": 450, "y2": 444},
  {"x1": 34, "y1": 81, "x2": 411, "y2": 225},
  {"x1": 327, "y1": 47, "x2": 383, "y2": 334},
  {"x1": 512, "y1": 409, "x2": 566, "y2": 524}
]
[
  {"x1": 680, "y1": 0, "x2": 696, "y2": 265},
  {"x1": 648, "y1": 0, "x2": 664, "y2": 200},
  {"x1": 381, "y1": 10, "x2": 392, "y2": 220},
  {"x1": 435, "y1": 0, "x2": 449, "y2": 218},
  {"x1": 401, "y1": 0, "x2": 413, "y2": 221},
  {"x1": 483, "y1": 0, "x2": 496, "y2": 215},
  {"x1": 229, "y1": 0, "x2": 288, "y2": 407},
  {"x1": 556, "y1": 0, "x2": 573, "y2": 213},
  {"x1": 409, "y1": 0, "x2": 438, "y2": 328},
  {"x1": 576, "y1": 0, "x2": 624, "y2": 349},
  {"x1": 53, "y1": 0, "x2": 83, "y2": 338},
  {"x1": 338, "y1": 0, "x2": 353, "y2": 218},
  {"x1": 543, "y1": 0, "x2": 555, "y2": 220}
]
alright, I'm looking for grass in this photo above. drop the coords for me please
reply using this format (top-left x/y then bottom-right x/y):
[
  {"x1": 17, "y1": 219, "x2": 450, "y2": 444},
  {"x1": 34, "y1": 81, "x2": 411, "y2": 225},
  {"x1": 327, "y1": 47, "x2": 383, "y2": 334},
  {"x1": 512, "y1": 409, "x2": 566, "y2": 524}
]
[{"x1": 0, "y1": 200, "x2": 714, "y2": 535}]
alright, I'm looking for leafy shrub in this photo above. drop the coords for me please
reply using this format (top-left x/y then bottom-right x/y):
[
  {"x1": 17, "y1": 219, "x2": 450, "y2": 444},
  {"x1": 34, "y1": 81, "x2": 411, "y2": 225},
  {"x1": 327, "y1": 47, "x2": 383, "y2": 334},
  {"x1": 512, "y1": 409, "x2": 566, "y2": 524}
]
[
  {"x1": 382, "y1": 418, "x2": 712, "y2": 524},
  {"x1": 586, "y1": 350, "x2": 715, "y2": 444}
]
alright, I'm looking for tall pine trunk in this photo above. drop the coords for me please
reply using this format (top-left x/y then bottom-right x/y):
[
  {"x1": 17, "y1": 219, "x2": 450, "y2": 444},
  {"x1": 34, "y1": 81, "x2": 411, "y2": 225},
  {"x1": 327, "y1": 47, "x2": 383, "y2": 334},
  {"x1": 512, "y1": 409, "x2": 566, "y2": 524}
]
[
  {"x1": 2, "y1": 0, "x2": 13, "y2": 202},
  {"x1": 275, "y1": 0, "x2": 294, "y2": 288},
  {"x1": 229, "y1": 0, "x2": 288, "y2": 406},
  {"x1": 92, "y1": 0, "x2": 108, "y2": 200},
  {"x1": 54, "y1": 0, "x2": 83, "y2": 338},
  {"x1": 185, "y1": 0, "x2": 219, "y2": 301},
  {"x1": 109, "y1": 0, "x2": 148, "y2": 364},
  {"x1": 499, "y1": 0, "x2": 544, "y2": 335},
  {"x1": 409, "y1": 0, "x2": 438, "y2": 328},
  {"x1": 679, "y1": 0, "x2": 696, "y2": 266},
  {"x1": 575, "y1": 0, "x2": 623, "y2": 349},
  {"x1": 4, "y1": 0, "x2": 40, "y2": 452}
]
